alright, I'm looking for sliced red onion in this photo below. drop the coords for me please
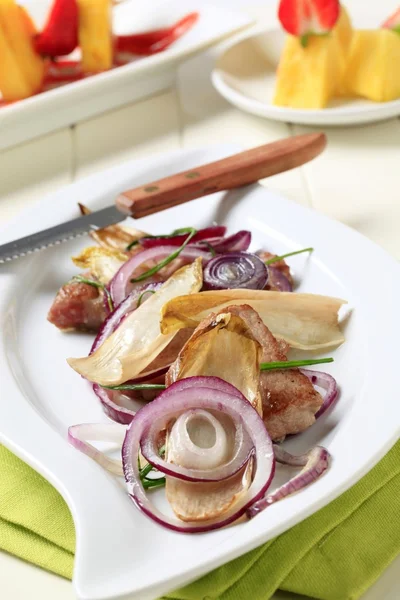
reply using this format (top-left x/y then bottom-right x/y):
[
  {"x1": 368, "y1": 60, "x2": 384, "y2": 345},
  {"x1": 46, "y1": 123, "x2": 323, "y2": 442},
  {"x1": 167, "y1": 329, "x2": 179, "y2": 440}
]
[
  {"x1": 91, "y1": 283, "x2": 162, "y2": 354},
  {"x1": 141, "y1": 403, "x2": 254, "y2": 482},
  {"x1": 203, "y1": 252, "x2": 268, "y2": 291},
  {"x1": 268, "y1": 266, "x2": 293, "y2": 292},
  {"x1": 300, "y1": 369, "x2": 339, "y2": 418},
  {"x1": 122, "y1": 376, "x2": 275, "y2": 533},
  {"x1": 109, "y1": 245, "x2": 210, "y2": 305},
  {"x1": 205, "y1": 230, "x2": 251, "y2": 253},
  {"x1": 247, "y1": 446, "x2": 330, "y2": 518},
  {"x1": 68, "y1": 422, "x2": 126, "y2": 475},
  {"x1": 273, "y1": 443, "x2": 311, "y2": 467},
  {"x1": 93, "y1": 384, "x2": 136, "y2": 425},
  {"x1": 139, "y1": 226, "x2": 226, "y2": 249}
]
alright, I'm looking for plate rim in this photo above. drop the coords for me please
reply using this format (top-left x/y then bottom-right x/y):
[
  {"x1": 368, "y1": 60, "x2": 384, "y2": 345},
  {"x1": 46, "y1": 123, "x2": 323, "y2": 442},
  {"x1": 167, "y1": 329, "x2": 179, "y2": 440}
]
[{"x1": 0, "y1": 145, "x2": 400, "y2": 600}]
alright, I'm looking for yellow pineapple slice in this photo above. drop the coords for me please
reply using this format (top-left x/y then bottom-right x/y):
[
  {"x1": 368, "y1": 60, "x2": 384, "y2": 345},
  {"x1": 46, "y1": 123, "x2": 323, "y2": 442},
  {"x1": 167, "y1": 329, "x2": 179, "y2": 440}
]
[
  {"x1": 344, "y1": 29, "x2": 400, "y2": 102},
  {"x1": 274, "y1": 4, "x2": 353, "y2": 109},
  {"x1": 0, "y1": 0, "x2": 44, "y2": 95},
  {"x1": 0, "y1": 20, "x2": 31, "y2": 100},
  {"x1": 333, "y1": 5, "x2": 352, "y2": 53},
  {"x1": 77, "y1": 0, "x2": 113, "y2": 73},
  {"x1": 274, "y1": 33, "x2": 343, "y2": 109},
  {"x1": 333, "y1": 5, "x2": 353, "y2": 95}
]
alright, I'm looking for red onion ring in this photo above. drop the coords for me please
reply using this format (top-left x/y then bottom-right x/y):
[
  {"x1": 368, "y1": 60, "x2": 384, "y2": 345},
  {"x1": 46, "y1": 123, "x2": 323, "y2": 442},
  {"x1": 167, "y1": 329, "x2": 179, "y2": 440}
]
[
  {"x1": 93, "y1": 384, "x2": 137, "y2": 425},
  {"x1": 247, "y1": 446, "x2": 330, "y2": 518},
  {"x1": 122, "y1": 376, "x2": 275, "y2": 532},
  {"x1": 91, "y1": 283, "x2": 162, "y2": 354},
  {"x1": 141, "y1": 404, "x2": 254, "y2": 482},
  {"x1": 203, "y1": 252, "x2": 268, "y2": 291},
  {"x1": 300, "y1": 369, "x2": 339, "y2": 418},
  {"x1": 267, "y1": 266, "x2": 293, "y2": 292},
  {"x1": 68, "y1": 422, "x2": 126, "y2": 475},
  {"x1": 109, "y1": 245, "x2": 210, "y2": 305},
  {"x1": 139, "y1": 226, "x2": 226, "y2": 249}
]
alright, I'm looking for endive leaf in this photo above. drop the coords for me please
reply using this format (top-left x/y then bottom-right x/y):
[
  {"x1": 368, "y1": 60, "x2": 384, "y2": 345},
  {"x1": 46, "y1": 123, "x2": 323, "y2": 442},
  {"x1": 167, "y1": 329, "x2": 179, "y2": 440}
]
[
  {"x1": 68, "y1": 259, "x2": 203, "y2": 385},
  {"x1": 161, "y1": 290, "x2": 348, "y2": 350}
]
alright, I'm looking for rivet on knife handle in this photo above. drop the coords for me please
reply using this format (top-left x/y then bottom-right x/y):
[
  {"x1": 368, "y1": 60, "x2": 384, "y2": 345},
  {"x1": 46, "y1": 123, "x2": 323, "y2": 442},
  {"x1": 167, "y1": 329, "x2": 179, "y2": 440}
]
[{"x1": 116, "y1": 133, "x2": 327, "y2": 218}]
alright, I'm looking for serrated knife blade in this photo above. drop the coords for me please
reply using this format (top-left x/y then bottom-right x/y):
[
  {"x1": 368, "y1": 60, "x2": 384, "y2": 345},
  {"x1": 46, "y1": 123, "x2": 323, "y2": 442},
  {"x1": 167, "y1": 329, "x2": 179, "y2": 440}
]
[
  {"x1": 0, "y1": 205, "x2": 124, "y2": 264},
  {"x1": 0, "y1": 134, "x2": 328, "y2": 264}
]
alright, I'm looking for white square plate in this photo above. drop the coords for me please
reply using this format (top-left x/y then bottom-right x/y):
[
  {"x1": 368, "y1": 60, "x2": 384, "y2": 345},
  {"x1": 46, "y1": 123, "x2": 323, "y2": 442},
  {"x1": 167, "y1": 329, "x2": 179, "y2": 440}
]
[
  {"x1": 0, "y1": 145, "x2": 399, "y2": 600},
  {"x1": 0, "y1": 1, "x2": 251, "y2": 150}
]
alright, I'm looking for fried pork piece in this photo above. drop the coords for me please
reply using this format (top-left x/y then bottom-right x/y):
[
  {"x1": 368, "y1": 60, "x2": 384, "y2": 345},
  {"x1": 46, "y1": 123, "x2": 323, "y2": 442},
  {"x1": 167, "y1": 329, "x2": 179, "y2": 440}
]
[
  {"x1": 226, "y1": 305, "x2": 323, "y2": 441},
  {"x1": 47, "y1": 277, "x2": 106, "y2": 331}
]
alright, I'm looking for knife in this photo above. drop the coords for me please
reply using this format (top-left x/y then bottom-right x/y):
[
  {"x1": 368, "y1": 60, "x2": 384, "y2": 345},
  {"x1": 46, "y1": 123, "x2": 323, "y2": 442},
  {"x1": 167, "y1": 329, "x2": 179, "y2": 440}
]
[{"x1": 0, "y1": 133, "x2": 326, "y2": 263}]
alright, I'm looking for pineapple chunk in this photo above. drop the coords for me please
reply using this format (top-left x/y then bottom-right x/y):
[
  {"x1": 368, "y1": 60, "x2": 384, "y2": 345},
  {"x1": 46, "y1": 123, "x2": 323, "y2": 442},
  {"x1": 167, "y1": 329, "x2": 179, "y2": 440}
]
[
  {"x1": 274, "y1": 4, "x2": 353, "y2": 109},
  {"x1": 344, "y1": 29, "x2": 400, "y2": 102},
  {"x1": 334, "y1": 5, "x2": 353, "y2": 54},
  {"x1": 274, "y1": 33, "x2": 343, "y2": 109},
  {"x1": 0, "y1": 0, "x2": 44, "y2": 95},
  {"x1": 334, "y1": 6, "x2": 353, "y2": 96},
  {"x1": 0, "y1": 20, "x2": 31, "y2": 100},
  {"x1": 77, "y1": 0, "x2": 113, "y2": 73}
]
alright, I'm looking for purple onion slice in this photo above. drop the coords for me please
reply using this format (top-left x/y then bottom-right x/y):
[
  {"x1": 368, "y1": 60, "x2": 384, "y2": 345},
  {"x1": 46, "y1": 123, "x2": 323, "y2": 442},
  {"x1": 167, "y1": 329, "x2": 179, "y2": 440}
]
[
  {"x1": 203, "y1": 230, "x2": 251, "y2": 253},
  {"x1": 247, "y1": 446, "x2": 330, "y2": 518},
  {"x1": 300, "y1": 369, "x2": 339, "y2": 418},
  {"x1": 203, "y1": 252, "x2": 268, "y2": 291},
  {"x1": 139, "y1": 226, "x2": 226, "y2": 249},
  {"x1": 109, "y1": 245, "x2": 210, "y2": 305},
  {"x1": 93, "y1": 384, "x2": 137, "y2": 425},
  {"x1": 68, "y1": 422, "x2": 126, "y2": 476},
  {"x1": 141, "y1": 378, "x2": 255, "y2": 482},
  {"x1": 122, "y1": 376, "x2": 275, "y2": 533}
]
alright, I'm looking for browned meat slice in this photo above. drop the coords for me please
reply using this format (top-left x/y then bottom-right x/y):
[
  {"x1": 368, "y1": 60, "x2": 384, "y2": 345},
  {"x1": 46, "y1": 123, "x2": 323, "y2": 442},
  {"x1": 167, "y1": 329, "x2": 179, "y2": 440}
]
[
  {"x1": 224, "y1": 305, "x2": 323, "y2": 441},
  {"x1": 257, "y1": 251, "x2": 293, "y2": 291},
  {"x1": 47, "y1": 278, "x2": 106, "y2": 331}
]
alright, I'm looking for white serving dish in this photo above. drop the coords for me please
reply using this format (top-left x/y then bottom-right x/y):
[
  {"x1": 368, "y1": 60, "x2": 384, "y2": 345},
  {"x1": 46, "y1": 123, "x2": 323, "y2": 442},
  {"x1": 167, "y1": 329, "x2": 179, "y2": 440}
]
[
  {"x1": 0, "y1": 145, "x2": 399, "y2": 600},
  {"x1": 0, "y1": 0, "x2": 252, "y2": 151}
]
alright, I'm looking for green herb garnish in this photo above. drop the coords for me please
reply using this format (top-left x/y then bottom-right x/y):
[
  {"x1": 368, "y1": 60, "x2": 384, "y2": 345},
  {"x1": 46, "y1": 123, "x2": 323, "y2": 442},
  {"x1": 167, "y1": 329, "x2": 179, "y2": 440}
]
[
  {"x1": 264, "y1": 247, "x2": 314, "y2": 266},
  {"x1": 137, "y1": 289, "x2": 156, "y2": 307},
  {"x1": 140, "y1": 445, "x2": 166, "y2": 490},
  {"x1": 72, "y1": 275, "x2": 114, "y2": 312},
  {"x1": 126, "y1": 239, "x2": 140, "y2": 251},
  {"x1": 260, "y1": 357, "x2": 333, "y2": 371},
  {"x1": 198, "y1": 240, "x2": 216, "y2": 257},
  {"x1": 171, "y1": 227, "x2": 196, "y2": 235},
  {"x1": 130, "y1": 228, "x2": 197, "y2": 283}
]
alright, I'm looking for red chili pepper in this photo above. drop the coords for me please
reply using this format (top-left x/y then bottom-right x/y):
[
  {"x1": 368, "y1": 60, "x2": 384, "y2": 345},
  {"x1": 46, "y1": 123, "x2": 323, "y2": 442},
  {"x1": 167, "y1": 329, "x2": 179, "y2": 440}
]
[
  {"x1": 34, "y1": 0, "x2": 78, "y2": 58},
  {"x1": 115, "y1": 12, "x2": 199, "y2": 56}
]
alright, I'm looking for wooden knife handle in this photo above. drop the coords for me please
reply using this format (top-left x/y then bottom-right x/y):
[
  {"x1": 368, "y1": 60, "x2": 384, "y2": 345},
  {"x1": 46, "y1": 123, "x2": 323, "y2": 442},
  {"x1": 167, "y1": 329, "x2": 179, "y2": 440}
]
[{"x1": 116, "y1": 133, "x2": 326, "y2": 218}]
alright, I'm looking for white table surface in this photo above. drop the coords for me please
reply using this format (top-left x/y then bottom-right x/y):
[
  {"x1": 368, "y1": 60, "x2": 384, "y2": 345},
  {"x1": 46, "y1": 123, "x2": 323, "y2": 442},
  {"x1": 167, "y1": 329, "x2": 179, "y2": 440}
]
[{"x1": 0, "y1": 0, "x2": 399, "y2": 598}]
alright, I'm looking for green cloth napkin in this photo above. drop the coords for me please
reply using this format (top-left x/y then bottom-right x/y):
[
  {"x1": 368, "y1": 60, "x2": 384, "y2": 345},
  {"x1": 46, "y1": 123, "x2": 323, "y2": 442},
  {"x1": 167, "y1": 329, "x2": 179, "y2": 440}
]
[{"x1": 0, "y1": 442, "x2": 399, "y2": 600}]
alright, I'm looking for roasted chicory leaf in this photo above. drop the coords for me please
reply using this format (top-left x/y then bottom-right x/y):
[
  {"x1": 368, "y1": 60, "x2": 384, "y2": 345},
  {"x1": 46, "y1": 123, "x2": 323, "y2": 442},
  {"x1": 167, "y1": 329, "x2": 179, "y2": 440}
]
[
  {"x1": 161, "y1": 289, "x2": 348, "y2": 350},
  {"x1": 68, "y1": 259, "x2": 203, "y2": 385},
  {"x1": 72, "y1": 246, "x2": 127, "y2": 284}
]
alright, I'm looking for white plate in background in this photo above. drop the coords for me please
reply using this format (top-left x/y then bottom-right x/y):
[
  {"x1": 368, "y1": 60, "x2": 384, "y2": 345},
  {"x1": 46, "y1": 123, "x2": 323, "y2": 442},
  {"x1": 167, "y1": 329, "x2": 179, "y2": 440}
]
[
  {"x1": 0, "y1": 145, "x2": 399, "y2": 600},
  {"x1": 0, "y1": 0, "x2": 252, "y2": 151},
  {"x1": 212, "y1": 27, "x2": 400, "y2": 126}
]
